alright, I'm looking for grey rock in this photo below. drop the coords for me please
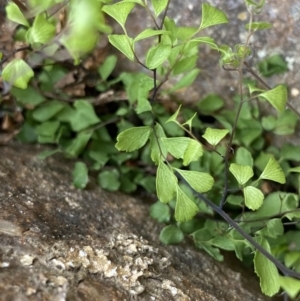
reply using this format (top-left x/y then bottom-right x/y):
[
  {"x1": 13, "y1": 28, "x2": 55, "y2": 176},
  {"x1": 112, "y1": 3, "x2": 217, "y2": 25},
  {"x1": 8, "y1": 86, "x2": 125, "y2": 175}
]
[{"x1": 0, "y1": 142, "x2": 274, "y2": 301}]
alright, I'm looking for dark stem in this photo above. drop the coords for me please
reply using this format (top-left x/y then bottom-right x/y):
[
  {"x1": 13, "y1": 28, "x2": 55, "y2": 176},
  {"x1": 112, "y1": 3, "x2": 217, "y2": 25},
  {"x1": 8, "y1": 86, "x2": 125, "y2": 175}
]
[
  {"x1": 150, "y1": 69, "x2": 158, "y2": 104},
  {"x1": 176, "y1": 172, "x2": 300, "y2": 279},
  {"x1": 12, "y1": 0, "x2": 27, "y2": 11},
  {"x1": 159, "y1": 0, "x2": 171, "y2": 30},
  {"x1": 46, "y1": 0, "x2": 70, "y2": 20},
  {"x1": 219, "y1": 67, "x2": 245, "y2": 208},
  {"x1": 0, "y1": 46, "x2": 31, "y2": 66}
]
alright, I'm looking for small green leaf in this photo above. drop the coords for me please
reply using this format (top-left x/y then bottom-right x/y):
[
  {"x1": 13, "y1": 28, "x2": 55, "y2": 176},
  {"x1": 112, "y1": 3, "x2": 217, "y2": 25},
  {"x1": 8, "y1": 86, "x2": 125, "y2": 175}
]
[
  {"x1": 151, "y1": 0, "x2": 169, "y2": 17},
  {"x1": 247, "y1": 83, "x2": 265, "y2": 94},
  {"x1": 192, "y1": 228, "x2": 224, "y2": 261},
  {"x1": 36, "y1": 121, "x2": 60, "y2": 143},
  {"x1": 179, "y1": 219, "x2": 203, "y2": 234},
  {"x1": 202, "y1": 127, "x2": 229, "y2": 146},
  {"x1": 254, "y1": 237, "x2": 280, "y2": 296},
  {"x1": 102, "y1": 2, "x2": 135, "y2": 31},
  {"x1": 244, "y1": 186, "x2": 264, "y2": 210},
  {"x1": 210, "y1": 236, "x2": 235, "y2": 251},
  {"x1": 135, "y1": 174, "x2": 156, "y2": 193},
  {"x1": 245, "y1": 21, "x2": 271, "y2": 31},
  {"x1": 289, "y1": 166, "x2": 300, "y2": 173},
  {"x1": 193, "y1": 227, "x2": 213, "y2": 242},
  {"x1": 163, "y1": 16, "x2": 177, "y2": 41},
  {"x1": 284, "y1": 252, "x2": 300, "y2": 269},
  {"x1": 161, "y1": 137, "x2": 190, "y2": 159},
  {"x1": 72, "y1": 162, "x2": 89, "y2": 189},
  {"x1": 257, "y1": 218, "x2": 284, "y2": 238},
  {"x1": 219, "y1": 45, "x2": 238, "y2": 68},
  {"x1": 149, "y1": 123, "x2": 167, "y2": 164},
  {"x1": 113, "y1": 152, "x2": 135, "y2": 165},
  {"x1": 134, "y1": 29, "x2": 170, "y2": 42},
  {"x1": 279, "y1": 276, "x2": 300, "y2": 299},
  {"x1": 262, "y1": 115, "x2": 276, "y2": 131},
  {"x1": 37, "y1": 149, "x2": 61, "y2": 160},
  {"x1": 259, "y1": 85, "x2": 287, "y2": 112},
  {"x1": 183, "y1": 139, "x2": 203, "y2": 166},
  {"x1": 116, "y1": 126, "x2": 152, "y2": 152},
  {"x1": 64, "y1": 131, "x2": 92, "y2": 158},
  {"x1": 60, "y1": 0, "x2": 109, "y2": 61},
  {"x1": 12, "y1": 86, "x2": 45, "y2": 106},
  {"x1": 259, "y1": 157, "x2": 286, "y2": 184},
  {"x1": 280, "y1": 144, "x2": 300, "y2": 161},
  {"x1": 245, "y1": 0, "x2": 266, "y2": 13},
  {"x1": 168, "y1": 68, "x2": 200, "y2": 92},
  {"x1": 172, "y1": 55, "x2": 198, "y2": 76},
  {"x1": 226, "y1": 195, "x2": 244, "y2": 206},
  {"x1": 16, "y1": 122, "x2": 36, "y2": 143},
  {"x1": 135, "y1": 76, "x2": 154, "y2": 114},
  {"x1": 182, "y1": 112, "x2": 198, "y2": 131},
  {"x1": 97, "y1": 169, "x2": 120, "y2": 191},
  {"x1": 108, "y1": 35, "x2": 135, "y2": 61},
  {"x1": 175, "y1": 186, "x2": 199, "y2": 222},
  {"x1": 235, "y1": 147, "x2": 253, "y2": 167},
  {"x1": 120, "y1": 0, "x2": 144, "y2": 4},
  {"x1": 161, "y1": 115, "x2": 185, "y2": 136},
  {"x1": 156, "y1": 161, "x2": 177, "y2": 203},
  {"x1": 244, "y1": 192, "x2": 298, "y2": 220},
  {"x1": 166, "y1": 105, "x2": 181, "y2": 123},
  {"x1": 32, "y1": 101, "x2": 65, "y2": 122},
  {"x1": 274, "y1": 110, "x2": 298, "y2": 136},
  {"x1": 146, "y1": 44, "x2": 171, "y2": 70},
  {"x1": 71, "y1": 101, "x2": 100, "y2": 132},
  {"x1": 150, "y1": 201, "x2": 170, "y2": 223},
  {"x1": 236, "y1": 119, "x2": 262, "y2": 147},
  {"x1": 258, "y1": 54, "x2": 288, "y2": 77},
  {"x1": 175, "y1": 169, "x2": 214, "y2": 193},
  {"x1": 2, "y1": 59, "x2": 34, "y2": 89},
  {"x1": 235, "y1": 44, "x2": 253, "y2": 60},
  {"x1": 198, "y1": 94, "x2": 224, "y2": 113},
  {"x1": 88, "y1": 150, "x2": 109, "y2": 169},
  {"x1": 136, "y1": 97, "x2": 152, "y2": 114},
  {"x1": 159, "y1": 225, "x2": 184, "y2": 244},
  {"x1": 254, "y1": 151, "x2": 272, "y2": 172},
  {"x1": 26, "y1": 13, "x2": 56, "y2": 44},
  {"x1": 284, "y1": 208, "x2": 300, "y2": 220},
  {"x1": 190, "y1": 37, "x2": 218, "y2": 49},
  {"x1": 175, "y1": 26, "x2": 198, "y2": 40},
  {"x1": 6, "y1": 2, "x2": 29, "y2": 27},
  {"x1": 199, "y1": 3, "x2": 228, "y2": 30},
  {"x1": 98, "y1": 55, "x2": 117, "y2": 81},
  {"x1": 120, "y1": 176, "x2": 137, "y2": 193},
  {"x1": 229, "y1": 163, "x2": 254, "y2": 186}
]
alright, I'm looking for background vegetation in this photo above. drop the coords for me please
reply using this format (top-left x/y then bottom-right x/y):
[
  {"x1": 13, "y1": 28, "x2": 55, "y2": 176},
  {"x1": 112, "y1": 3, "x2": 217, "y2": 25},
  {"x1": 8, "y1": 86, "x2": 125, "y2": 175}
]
[{"x1": 1, "y1": 0, "x2": 300, "y2": 299}]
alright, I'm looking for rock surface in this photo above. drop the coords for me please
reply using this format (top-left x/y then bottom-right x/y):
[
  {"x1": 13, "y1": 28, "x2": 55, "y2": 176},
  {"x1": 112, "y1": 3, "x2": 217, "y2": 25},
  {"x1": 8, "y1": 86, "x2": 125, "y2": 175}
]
[{"x1": 0, "y1": 142, "x2": 275, "y2": 301}]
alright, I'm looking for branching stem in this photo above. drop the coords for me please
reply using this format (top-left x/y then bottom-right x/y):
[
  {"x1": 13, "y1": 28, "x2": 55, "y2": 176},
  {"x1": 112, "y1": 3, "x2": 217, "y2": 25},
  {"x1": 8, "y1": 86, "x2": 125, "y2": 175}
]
[{"x1": 178, "y1": 175, "x2": 300, "y2": 279}]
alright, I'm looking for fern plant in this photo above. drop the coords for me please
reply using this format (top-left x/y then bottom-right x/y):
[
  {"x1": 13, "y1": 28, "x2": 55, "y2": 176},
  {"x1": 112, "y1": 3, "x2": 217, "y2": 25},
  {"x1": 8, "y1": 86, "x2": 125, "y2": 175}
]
[{"x1": 103, "y1": 0, "x2": 300, "y2": 299}]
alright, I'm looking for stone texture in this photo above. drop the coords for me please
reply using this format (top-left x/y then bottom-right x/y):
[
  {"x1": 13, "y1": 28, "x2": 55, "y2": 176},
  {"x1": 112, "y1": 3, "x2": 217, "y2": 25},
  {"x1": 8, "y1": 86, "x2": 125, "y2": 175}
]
[{"x1": 0, "y1": 142, "x2": 275, "y2": 301}]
